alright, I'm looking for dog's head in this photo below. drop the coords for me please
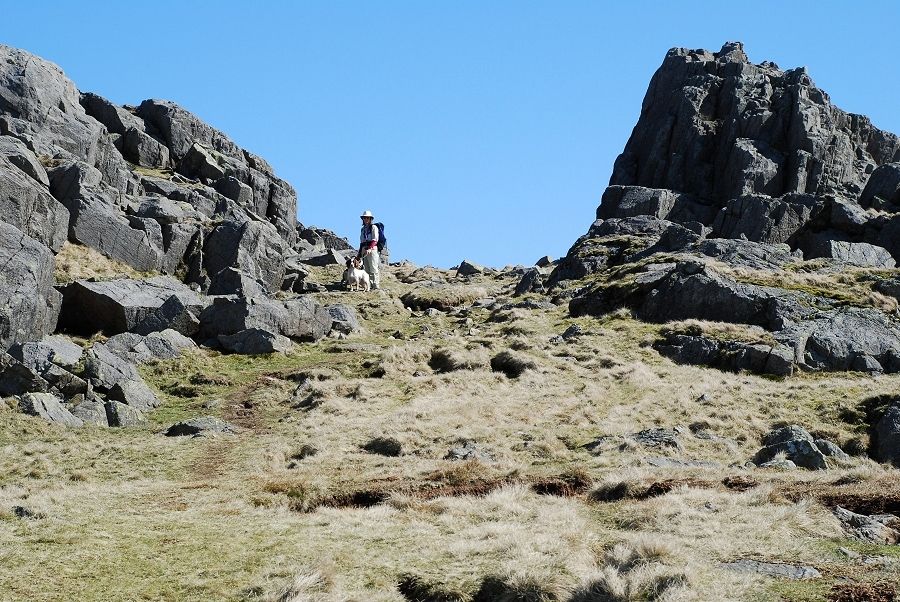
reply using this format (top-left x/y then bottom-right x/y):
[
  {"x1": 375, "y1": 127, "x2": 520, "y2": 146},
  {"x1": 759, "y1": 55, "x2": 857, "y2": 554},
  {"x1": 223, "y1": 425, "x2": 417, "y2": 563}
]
[
  {"x1": 351, "y1": 256, "x2": 363, "y2": 269},
  {"x1": 345, "y1": 257, "x2": 354, "y2": 269}
]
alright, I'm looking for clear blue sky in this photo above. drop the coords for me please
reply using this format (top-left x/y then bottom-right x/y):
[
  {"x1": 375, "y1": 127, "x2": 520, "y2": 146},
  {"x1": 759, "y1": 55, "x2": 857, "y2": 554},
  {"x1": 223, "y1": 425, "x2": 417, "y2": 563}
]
[{"x1": 4, "y1": 1, "x2": 899, "y2": 268}]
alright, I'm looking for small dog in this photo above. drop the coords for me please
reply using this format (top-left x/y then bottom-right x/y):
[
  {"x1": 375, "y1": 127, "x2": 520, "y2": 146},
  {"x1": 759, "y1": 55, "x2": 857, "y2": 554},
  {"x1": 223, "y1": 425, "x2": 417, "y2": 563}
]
[{"x1": 344, "y1": 257, "x2": 371, "y2": 292}]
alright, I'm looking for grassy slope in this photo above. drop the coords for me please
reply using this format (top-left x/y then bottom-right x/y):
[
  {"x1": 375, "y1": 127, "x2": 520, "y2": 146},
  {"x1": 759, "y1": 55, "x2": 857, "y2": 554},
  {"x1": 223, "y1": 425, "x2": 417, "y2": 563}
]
[{"x1": 0, "y1": 263, "x2": 897, "y2": 601}]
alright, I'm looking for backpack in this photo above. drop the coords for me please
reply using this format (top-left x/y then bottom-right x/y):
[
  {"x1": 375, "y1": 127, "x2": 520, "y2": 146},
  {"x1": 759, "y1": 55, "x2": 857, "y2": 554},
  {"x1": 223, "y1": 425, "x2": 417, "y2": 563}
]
[{"x1": 375, "y1": 222, "x2": 387, "y2": 251}]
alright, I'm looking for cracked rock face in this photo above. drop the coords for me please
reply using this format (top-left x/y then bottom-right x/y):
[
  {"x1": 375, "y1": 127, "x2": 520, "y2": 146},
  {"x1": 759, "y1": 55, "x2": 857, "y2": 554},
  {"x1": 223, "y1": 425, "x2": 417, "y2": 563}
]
[{"x1": 0, "y1": 221, "x2": 61, "y2": 350}]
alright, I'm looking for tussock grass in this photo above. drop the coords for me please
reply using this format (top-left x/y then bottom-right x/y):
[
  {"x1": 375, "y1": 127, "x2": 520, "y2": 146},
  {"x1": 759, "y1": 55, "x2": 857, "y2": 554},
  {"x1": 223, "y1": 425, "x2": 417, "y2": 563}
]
[
  {"x1": 377, "y1": 343, "x2": 431, "y2": 377},
  {"x1": 398, "y1": 573, "x2": 469, "y2": 602},
  {"x1": 490, "y1": 350, "x2": 537, "y2": 378},
  {"x1": 570, "y1": 538, "x2": 690, "y2": 602},
  {"x1": 429, "y1": 347, "x2": 488, "y2": 373}
]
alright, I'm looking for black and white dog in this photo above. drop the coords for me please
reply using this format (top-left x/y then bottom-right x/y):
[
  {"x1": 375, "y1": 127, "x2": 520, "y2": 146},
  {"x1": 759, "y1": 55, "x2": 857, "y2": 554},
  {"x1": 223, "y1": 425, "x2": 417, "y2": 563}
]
[{"x1": 343, "y1": 256, "x2": 370, "y2": 292}]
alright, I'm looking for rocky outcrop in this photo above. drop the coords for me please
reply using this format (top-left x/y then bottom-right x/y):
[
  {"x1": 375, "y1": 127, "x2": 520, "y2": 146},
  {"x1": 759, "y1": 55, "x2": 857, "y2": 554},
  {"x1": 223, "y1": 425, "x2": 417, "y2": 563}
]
[
  {"x1": 752, "y1": 425, "x2": 831, "y2": 470},
  {"x1": 833, "y1": 506, "x2": 900, "y2": 544},
  {"x1": 654, "y1": 333, "x2": 794, "y2": 376},
  {"x1": 719, "y1": 559, "x2": 821, "y2": 580},
  {"x1": 0, "y1": 45, "x2": 129, "y2": 187},
  {"x1": 1, "y1": 43, "x2": 300, "y2": 288},
  {"x1": 554, "y1": 43, "x2": 900, "y2": 377},
  {"x1": 0, "y1": 44, "x2": 344, "y2": 429},
  {"x1": 0, "y1": 137, "x2": 68, "y2": 251}
]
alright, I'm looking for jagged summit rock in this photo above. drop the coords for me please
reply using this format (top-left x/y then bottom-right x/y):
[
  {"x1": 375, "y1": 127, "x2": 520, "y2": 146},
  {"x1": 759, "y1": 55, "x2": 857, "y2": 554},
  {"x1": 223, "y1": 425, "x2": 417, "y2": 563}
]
[{"x1": 610, "y1": 41, "x2": 899, "y2": 204}]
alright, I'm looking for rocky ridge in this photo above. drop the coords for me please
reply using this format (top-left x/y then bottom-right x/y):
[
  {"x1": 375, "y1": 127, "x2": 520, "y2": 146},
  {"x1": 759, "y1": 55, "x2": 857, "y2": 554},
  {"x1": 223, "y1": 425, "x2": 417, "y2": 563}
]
[{"x1": 0, "y1": 45, "x2": 357, "y2": 427}]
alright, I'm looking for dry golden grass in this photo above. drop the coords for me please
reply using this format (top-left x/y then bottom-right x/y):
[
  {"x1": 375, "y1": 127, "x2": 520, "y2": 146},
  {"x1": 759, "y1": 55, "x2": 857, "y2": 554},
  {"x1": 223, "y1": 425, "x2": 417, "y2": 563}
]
[
  {"x1": 54, "y1": 241, "x2": 156, "y2": 283},
  {"x1": 718, "y1": 262, "x2": 900, "y2": 313},
  {"x1": 2, "y1": 267, "x2": 899, "y2": 601},
  {"x1": 659, "y1": 319, "x2": 777, "y2": 346}
]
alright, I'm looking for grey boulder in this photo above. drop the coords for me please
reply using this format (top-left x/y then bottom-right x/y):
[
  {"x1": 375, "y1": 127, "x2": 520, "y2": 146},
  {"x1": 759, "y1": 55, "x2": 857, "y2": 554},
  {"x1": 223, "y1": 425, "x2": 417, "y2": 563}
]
[
  {"x1": 514, "y1": 268, "x2": 545, "y2": 296},
  {"x1": 804, "y1": 239, "x2": 895, "y2": 268},
  {"x1": 813, "y1": 438, "x2": 850, "y2": 460},
  {"x1": 61, "y1": 276, "x2": 204, "y2": 335},
  {"x1": 456, "y1": 260, "x2": 484, "y2": 277},
  {"x1": 132, "y1": 294, "x2": 204, "y2": 337},
  {"x1": 18, "y1": 392, "x2": 83, "y2": 427},
  {"x1": 103, "y1": 329, "x2": 196, "y2": 364},
  {"x1": 10, "y1": 336, "x2": 83, "y2": 371},
  {"x1": 208, "y1": 267, "x2": 268, "y2": 297},
  {"x1": 164, "y1": 416, "x2": 237, "y2": 437},
  {"x1": 108, "y1": 380, "x2": 161, "y2": 412},
  {"x1": 297, "y1": 248, "x2": 346, "y2": 267},
  {"x1": 859, "y1": 163, "x2": 900, "y2": 208},
  {"x1": 204, "y1": 219, "x2": 289, "y2": 293},
  {"x1": 218, "y1": 328, "x2": 292, "y2": 354},
  {"x1": 178, "y1": 142, "x2": 225, "y2": 181},
  {"x1": 326, "y1": 304, "x2": 360, "y2": 334},
  {"x1": 84, "y1": 343, "x2": 143, "y2": 394},
  {"x1": 8, "y1": 342, "x2": 87, "y2": 398},
  {"x1": 104, "y1": 400, "x2": 146, "y2": 427},
  {"x1": 199, "y1": 295, "x2": 332, "y2": 341},
  {"x1": 0, "y1": 352, "x2": 49, "y2": 396},
  {"x1": 69, "y1": 396, "x2": 109, "y2": 426},
  {"x1": 753, "y1": 425, "x2": 828, "y2": 470}
]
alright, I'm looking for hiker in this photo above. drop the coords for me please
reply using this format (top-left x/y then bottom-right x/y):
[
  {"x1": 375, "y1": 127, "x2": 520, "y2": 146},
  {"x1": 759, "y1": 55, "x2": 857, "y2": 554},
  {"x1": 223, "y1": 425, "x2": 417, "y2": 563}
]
[{"x1": 357, "y1": 210, "x2": 381, "y2": 290}]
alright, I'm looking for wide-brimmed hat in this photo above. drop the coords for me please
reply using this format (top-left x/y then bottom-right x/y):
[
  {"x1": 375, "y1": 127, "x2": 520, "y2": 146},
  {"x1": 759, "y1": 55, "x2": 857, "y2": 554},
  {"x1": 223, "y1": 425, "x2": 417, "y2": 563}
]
[{"x1": 360, "y1": 210, "x2": 374, "y2": 219}]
